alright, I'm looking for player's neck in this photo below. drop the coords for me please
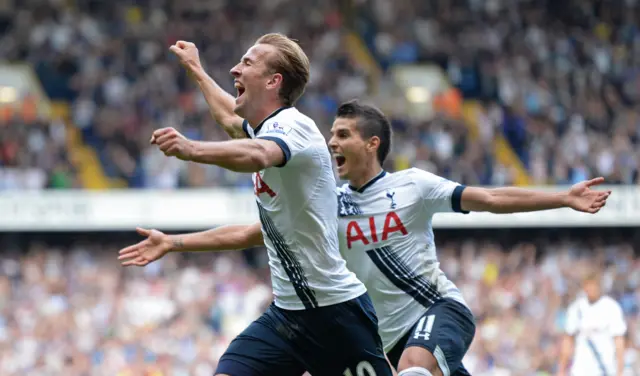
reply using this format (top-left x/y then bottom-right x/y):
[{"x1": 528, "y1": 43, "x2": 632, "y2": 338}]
[
  {"x1": 587, "y1": 295, "x2": 602, "y2": 304},
  {"x1": 349, "y1": 165, "x2": 384, "y2": 191},
  {"x1": 246, "y1": 102, "x2": 287, "y2": 129}
]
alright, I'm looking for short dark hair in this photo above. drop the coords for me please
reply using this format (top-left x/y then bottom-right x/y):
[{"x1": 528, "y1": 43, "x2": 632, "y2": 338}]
[{"x1": 335, "y1": 100, "x2": 392, "y2": 165}]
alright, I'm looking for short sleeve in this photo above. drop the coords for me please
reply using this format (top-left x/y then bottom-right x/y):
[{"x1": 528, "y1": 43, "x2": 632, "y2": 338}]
[
  {"x1": 256, "y1": 120, "x2": 308, "y2": 168},
  {"x1": 609, "y1": 300, "x2": 627, "y2": 337},
  {"x1": 242, "y1": 120, "x2": 254, "y2": 139},
  {"x1": 412, "y1": 168, "x2": 468, "y2": 214},
  {"x1": 565, "y1": 303, "x2": 579, "y2": 336}
]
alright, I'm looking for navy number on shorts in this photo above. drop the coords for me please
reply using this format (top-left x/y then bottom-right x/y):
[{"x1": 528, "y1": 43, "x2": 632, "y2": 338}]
[{"x1": 343, "y1": 360, "x2": 376, "y2": 376}]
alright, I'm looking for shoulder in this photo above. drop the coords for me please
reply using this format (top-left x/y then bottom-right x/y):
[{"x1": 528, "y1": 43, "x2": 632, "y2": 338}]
[
  {"x1": 398, "y1": 168, "x2": 451, "y2": 188},
  {"x1": 601, "y1": 296, "x2": 622, "y2": 310},
  {"x1": 262, "y1": 108, "x2": 322, "y2": 145},
  {"x1": 269, "y1": 108, "x2": 317, "y2": 131},
  {"x1": 404, "y1": 168, "x2": 443, "y2": 181},
  {"x1": 567, "y1": 297, "x2": 584, "y2": 312}
]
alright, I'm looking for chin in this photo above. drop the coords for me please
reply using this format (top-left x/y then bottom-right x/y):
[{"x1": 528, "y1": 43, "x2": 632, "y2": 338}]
[{"x1": 337, "y1": 168, "x2": 349, "y2": 181}]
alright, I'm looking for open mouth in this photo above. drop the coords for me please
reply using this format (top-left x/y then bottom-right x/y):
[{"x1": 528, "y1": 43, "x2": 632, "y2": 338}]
[
  {"x1": 235, "y1": 82, "x2": 245, "y2": 98},
  {"x1": 335, "y1": 155, "x2": 346, "y2": 167}
]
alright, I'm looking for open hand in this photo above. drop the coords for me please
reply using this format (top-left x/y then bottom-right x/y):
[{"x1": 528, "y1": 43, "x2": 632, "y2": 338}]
[
  {"x1": 151, "y1": 127, "x2": 196, "y2": 161},
  {"x1": 566, "y1": 177, "x2": 611, "y2": 213},
  {"x1": 118, "y1": 228, "x2": 173, "y2": 267},
  {"x1": 169, "y1": 41, "x2": 203, "y2": 73}
]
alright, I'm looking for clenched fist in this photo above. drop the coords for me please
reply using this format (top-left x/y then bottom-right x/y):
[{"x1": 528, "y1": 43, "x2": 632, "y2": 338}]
[
  {"x1": 169, "y1": 40, "x2": 203, "y2": 73},
  {"x1": 151, "y1": 127, "x2": 196, "y2": 161}
]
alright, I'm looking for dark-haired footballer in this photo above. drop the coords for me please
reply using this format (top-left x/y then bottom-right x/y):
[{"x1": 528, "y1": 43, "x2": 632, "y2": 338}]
[{"x1": 120, "y1": 100, "x2": 611, "y2": 376}]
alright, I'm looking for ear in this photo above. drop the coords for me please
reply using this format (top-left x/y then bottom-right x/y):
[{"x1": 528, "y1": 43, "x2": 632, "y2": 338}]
[
  {"x1": 266, "y1": 73, "x2": 283, "y2": 90},
  {"x1": 367, "y1": 136, "x2": 381, "y2": 154}
]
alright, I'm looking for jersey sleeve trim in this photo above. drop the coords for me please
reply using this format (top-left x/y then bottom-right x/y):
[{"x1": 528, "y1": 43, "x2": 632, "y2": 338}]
[
  {"x1": 259, "y1": 136, "x2": 291, "y2": 167},
  {"x1": 242, "y1": 119, "x2": 252, "y2": 138},
  {"x1": 452, "y1": 185, "x2": 469, "y2": 214}
]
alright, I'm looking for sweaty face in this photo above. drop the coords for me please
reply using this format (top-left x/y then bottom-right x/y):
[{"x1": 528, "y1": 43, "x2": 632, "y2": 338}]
[
  {"x1": 328, "y1": 117, "x2": 369, "y2": 180},
  {"x1": 229, "y1": 44, "x2": 278, "y2": 118}
]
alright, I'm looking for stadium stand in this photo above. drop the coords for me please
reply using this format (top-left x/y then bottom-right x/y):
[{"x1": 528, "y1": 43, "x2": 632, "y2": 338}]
[
  {"x1": 0, "y1": 231, "x2": 638, "y2": 375},
  {"x1": 1, "y1": 1, "x2": 638, "y2": 189}
]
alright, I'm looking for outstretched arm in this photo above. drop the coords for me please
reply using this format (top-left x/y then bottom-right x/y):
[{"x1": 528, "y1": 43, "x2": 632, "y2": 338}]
[
  {"x1": 118, "y1": 223, "x2": 264, "y2": 267},
  {"x1": 170, "y1": 41, "x2": 245, "y2": 139},
  {"x1": 460, "y1": 177, "x2": 611, "y2": 214}
]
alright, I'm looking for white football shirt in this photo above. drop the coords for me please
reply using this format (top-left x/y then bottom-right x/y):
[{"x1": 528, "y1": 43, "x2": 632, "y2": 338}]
[
  {"x1": 336, "y1": 168, "x2": 469, "y2": 351},
  {"x1": 565, "y1": 294, "x2": 627, "y2": 376},
  {"x1": 242, "y1": 107, "x2": 366, "y2": 310}
]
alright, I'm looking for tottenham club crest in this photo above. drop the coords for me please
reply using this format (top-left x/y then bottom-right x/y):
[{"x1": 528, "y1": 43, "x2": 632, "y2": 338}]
[
  {"x1": 386, "y1": 190, "x2": 397, "y2": 209},
  {"x1": 338, "y1": 192, "x2": 362, "y2": 217}
]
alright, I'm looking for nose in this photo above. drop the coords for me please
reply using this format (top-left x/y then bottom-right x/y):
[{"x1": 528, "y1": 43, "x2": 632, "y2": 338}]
[
  {"x1": 230, "y1": 64, "x2": 241, "y2": 78},
  {"x1": 328, "y1": 136, "x2": 338, "y2": 150}
]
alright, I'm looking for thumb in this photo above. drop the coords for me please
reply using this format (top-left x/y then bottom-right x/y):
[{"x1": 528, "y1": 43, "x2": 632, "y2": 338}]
[
  {"x1": 136, "y1": 227, "x2": 152, "y2": 237},
  {"x1": 169, "y1": 45, "x2": 183, "y2": 55},
  {"x1": 585, "y1": 177, "x2": 605, "y2": 187}
]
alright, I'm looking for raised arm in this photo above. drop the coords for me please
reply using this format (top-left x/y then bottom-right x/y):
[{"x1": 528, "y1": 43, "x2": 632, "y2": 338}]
[
  {"x1": 170, "y1": 41, "x2": 246, "y2": 139},
  {"x1": 460, "y1": 178, "x2": 610, "y2": 214},
  {"x1": 118, "y1": 223, "x2": 264, "y2": 267}
]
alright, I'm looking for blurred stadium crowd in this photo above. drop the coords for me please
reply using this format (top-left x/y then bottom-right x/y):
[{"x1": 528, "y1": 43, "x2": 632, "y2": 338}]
[
  {"x1": 2, "y1": 0, "x2": 640, "y2": 189},
  {"x1": 0, "y1": 231, "x2": 637, "y2": 375},
  {"x1": 1, "y1": 0, "x2": 640, "y2": 375}
]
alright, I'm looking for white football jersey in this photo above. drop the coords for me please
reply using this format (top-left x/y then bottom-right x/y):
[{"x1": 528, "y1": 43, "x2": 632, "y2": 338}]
[
  {"x1": 565, "y1": 294, "x2": 627, "y2": 376},
  {"x1": 336, "y1": 168, "x2": 469, "y2": 351},
  {"x1": 242, "y1": 107, "x2": 366, "y2": 310}
]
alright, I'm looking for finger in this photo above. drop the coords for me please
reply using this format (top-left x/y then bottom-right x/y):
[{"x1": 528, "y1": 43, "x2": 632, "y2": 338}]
[
  {"x1": 585, "y1": 177, "x2": 605, "y2": 187},
  {"x1": 150, "y1": 135, "x2": 156, "y2": 144},
  {"x1": 123, "y1": 255, "x2": 148, "y2": 267},
  {"x1": 152, "y1": 128, "x2": 173, "y2": 139},
  {"x1": 589, "y1": 202, "x2": 607, "y2": 213},
  {"x1": 154, "y1": 132, "x2": 176, "y2": 147},
  {"x1": 118, "y1": 242, "x2": 142, "y2": 255},
  {"x1": 594, "y1": 194, "x2": 608, "y2": 204},
  {"x1": 122, "y1": 257, "x2": 144, "y2": 267},
  {"x1": 159, "y1": 141, "x2": 176, "y2": 155},
  {"x1": 133, "y1": 258, "x2": 149, "y2": 267},
  {"x1": 166, "y1": 145, "x2": 183, "y2": 156},
  {"x1": 118, "y1": 247, "x2": 139, "y2": 259},
  {"x1": 177, "y1": 41, "x2": 194, "y2": 48},
  {"x1": 169, "y1": 45, "x2": 182, "y2": 54},
  {"x1": 136, "y1": 227, "x2": 151, "y2": 237}
]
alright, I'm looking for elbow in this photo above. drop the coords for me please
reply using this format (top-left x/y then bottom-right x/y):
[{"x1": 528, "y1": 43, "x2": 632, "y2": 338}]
[
  {"x1": 483, "y1": 194, "x2": 503, "y2": 213},
  {"x1": 250, "y1": 150, "x2": 271, "y2": 171}
]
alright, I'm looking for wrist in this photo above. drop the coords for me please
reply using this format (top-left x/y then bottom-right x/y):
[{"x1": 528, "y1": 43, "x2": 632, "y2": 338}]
[
  {"x1": 187, "y1": 140, "x2": 200, "y2": 161},
  {"x1": 559, "y1": 191, "x2": 572, "y2": 207},
  {"x1": 191, "y1": 66, "x2": 208, "y2": 82},
  {"x1": 167, "y1": 235, "x2": 184, "y2": 253}
]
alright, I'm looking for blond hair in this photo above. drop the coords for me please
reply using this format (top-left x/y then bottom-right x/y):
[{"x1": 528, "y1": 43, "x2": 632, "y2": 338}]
[{"x1": 256, "y1": 33, "x2": 310, "y2": 106}]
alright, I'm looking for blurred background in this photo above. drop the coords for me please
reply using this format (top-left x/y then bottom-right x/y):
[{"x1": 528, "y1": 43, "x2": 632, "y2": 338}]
[{"x1": 0, "y1": 0, "x2": 639, "y2": 374}]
